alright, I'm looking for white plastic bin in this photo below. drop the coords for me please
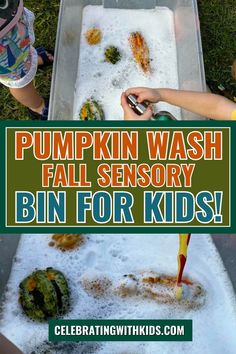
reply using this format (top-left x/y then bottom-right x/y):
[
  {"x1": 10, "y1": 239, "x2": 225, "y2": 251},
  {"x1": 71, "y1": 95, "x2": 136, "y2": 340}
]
[{"x1": 49, "y1": 0, "x2": 206, "y2": 120}]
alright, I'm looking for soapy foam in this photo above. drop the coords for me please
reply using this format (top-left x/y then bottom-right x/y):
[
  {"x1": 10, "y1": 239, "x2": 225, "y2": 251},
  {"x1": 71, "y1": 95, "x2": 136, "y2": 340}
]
[
  {"x1": 74, "y1": 6, "x2": 180, "y2": 120},
  {"x1": 1, "y1": 234, "x2": 236, "y2": 353}
]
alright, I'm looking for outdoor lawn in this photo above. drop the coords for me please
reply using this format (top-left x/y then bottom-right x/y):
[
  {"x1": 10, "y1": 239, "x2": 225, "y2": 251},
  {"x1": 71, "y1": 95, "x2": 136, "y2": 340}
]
[
  {"x1": 0, "y1": 1, "x2": 60, "y2": 120},
  {"x1": 0, "y1": 0, "x2": 235, "y2": 119},
  {"x1": 198, "y1": 0, "x2": 236, "y2": 98}
]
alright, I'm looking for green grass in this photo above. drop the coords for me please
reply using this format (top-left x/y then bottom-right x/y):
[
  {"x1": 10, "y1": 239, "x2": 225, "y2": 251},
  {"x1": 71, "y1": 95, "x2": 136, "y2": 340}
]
[
  {"x1": 198, "y1": 0, "x2": 236, "y2": 98},
  {"x1": 0, "y1": 1, "x2": 60, "y2": 120},
  {"x1": 0, "y1": 1, "x2": 235, "y2": 119}
]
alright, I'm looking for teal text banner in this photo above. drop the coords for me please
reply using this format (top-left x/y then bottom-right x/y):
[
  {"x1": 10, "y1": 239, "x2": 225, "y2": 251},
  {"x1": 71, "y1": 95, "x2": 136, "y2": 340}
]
[{"x1": 49, "y1": 319, "x2": 193, "y2": 342}]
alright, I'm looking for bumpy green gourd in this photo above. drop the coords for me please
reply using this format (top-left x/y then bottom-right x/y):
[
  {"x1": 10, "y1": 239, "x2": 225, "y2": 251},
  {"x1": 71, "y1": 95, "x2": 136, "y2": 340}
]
[
  {"x1": 80, "y1": 99, "x2": 105, "y2": 120},
  {"x1": 30, "y1": 341, "x2": 100, "y2": 354},
  {"x1": 19, "y1": 268, "x2": 70, "y2": 322},
  {"x1": 104, "y1": 46, "x2": 121, "y2": 64}
]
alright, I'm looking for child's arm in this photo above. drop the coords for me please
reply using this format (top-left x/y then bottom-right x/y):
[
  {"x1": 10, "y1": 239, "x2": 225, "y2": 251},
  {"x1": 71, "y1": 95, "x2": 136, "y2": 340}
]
[
  {"x1": 124, "y1": 87, "x2": 236, "y2": 120},
  {"x1": 158, "y1": 89, "x2": 236, "y2": 120}
]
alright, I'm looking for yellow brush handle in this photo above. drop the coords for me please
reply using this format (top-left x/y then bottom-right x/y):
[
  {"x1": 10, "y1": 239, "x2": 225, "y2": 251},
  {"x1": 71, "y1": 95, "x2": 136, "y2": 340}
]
[
  {"x1": 176, "y1": 234, "x2": 191, "y2": 300},
  {"x1": 178, "y1": 233, "x2": 189, "y2": 258}
]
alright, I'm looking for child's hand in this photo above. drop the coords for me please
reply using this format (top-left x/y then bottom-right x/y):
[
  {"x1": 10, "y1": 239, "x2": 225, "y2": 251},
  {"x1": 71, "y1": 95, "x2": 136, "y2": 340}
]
[
  {"x1": 121, "y1": 92, "x2": 153, "y2": 120},
  {"x1": 125, "y1": 87, "x2": 161, "y2": 104}
]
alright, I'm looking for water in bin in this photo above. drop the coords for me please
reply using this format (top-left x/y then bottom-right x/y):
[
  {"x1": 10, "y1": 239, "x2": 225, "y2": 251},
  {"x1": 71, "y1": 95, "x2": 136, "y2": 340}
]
[{"x1": 0, "y1": 234, "x2": 236, "y2": 353}]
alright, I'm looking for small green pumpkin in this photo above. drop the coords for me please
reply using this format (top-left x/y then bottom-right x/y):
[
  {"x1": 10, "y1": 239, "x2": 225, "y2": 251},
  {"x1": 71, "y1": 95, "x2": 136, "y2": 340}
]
[
  {"x1": 19, "y1": 268, "x2": 70, "y2": 322},
  {"x1": 80, "y1": 99, "x2": 105, "y2": 121},
  {"x1": 30, "y1": 341, "x2": 100, "y2": 354},
  {"x1": 104, "y1": 46, "x2": 121, "y2": 64}
]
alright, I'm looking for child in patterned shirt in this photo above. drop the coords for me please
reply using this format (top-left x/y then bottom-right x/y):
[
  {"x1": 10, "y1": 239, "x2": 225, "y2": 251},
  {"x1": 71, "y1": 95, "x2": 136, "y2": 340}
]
[{"x1": 0, "y1": 0, "x2": 53, "y2": 119}]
